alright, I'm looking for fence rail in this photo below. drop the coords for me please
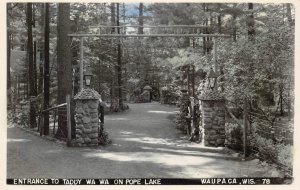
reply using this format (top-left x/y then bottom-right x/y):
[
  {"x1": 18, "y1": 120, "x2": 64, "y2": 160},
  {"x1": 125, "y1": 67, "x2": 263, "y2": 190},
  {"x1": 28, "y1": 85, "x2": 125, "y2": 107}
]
[
  {"x1": 38, "y1": 95, "x2": 72, "y2": 145},
  {"x1": 225, "y1": 104, "x2": 293, "y2": 176},
  {"x1": 248, "y1": 110, "x2": 293, "y2": 145}
]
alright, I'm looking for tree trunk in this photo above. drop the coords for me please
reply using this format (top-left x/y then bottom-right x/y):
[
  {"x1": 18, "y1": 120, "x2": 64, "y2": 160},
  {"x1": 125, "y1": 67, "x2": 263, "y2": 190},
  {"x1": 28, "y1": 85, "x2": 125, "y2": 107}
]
[
  {"x1": 56, "y1": 3, "x2": 72, "y2": 138},
  {"x1": 138, "y1": 3, "x2": 144, "y2": 35},
  {"x1": 232, "y1": 13, "x2": 237, "y2": 41},
  {"x1": 7, "y1": 4, "x2": 11, "y2": 108},
  {"x1": 37, "y1": 3, "x2": 44, "y2": 95},
  {"x1": 202, "y1": 4, "x2": 211, "y2": 54},
  {"x1": 110, "y1": 3, "x2": 116, "y2": 109},
  {"x1": 111, "y1": 3, "x2": 115, "y2": 33},
  {"x1": 27, "y1": 3, "x2": 37, "y2": 128},
  {"x1": 138, "y1": 3, "x2": 149, "y2": 82},
  {"x1": 17, "y1": 75, "x2": 20, "y2": 103},
  {"x1": 38, "y1": 51, "x2": 43, "y2": 94},
  {"x1": 32, "y1": 2, "x2": 37, "y2": 96},
  {"x1": 33, "y1": 41, "x2": 37, "y2": 96},
  {"x1": 280, "y1": 84, "x2": 284, "y2": 116},
  {"x1": 248, "y1": 3, "x2": 255, "y2": 41},
  {"x1": 43, "y1": 3, "x2": 50, "y2": 135},
  {"x1": 117, "y1": 3, "x2": 123, "y2": 109},
  {"x1": 286, "y1": 3, "x2": 293, "y2": 26},
  {"x1": 217, "y1": 3, "x2": 222, "y2": 33},
  {"x1": 11, "y1": 33, "x2": 14, "y2": 50}
]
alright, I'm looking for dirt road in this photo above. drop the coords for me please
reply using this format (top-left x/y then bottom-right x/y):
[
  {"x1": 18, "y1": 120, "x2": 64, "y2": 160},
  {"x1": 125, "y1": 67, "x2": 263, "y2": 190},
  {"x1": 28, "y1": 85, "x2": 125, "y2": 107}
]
[{"x1": 7, "y1": 102, "x2": 279, "y2": 178}]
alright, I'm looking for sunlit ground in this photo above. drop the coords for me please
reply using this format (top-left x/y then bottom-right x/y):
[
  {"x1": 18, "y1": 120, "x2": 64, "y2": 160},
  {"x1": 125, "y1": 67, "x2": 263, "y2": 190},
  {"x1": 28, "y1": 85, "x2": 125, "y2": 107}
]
[
  {"x1": 147, "y1": 110, "x2": 179, "y2": 114},
  {"x1": 7, "y1": 138, "x2": 31, "y2": 143},
  {"x1": 7, "y1": 103, "x2": 278, "y2": 178}
]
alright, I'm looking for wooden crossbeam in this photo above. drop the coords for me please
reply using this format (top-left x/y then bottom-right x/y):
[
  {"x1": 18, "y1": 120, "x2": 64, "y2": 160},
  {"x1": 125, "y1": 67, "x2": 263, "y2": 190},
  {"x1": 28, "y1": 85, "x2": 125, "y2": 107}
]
[
  {"x1": 68, "y1": 34, "x2": 230, "y2": 38},
  {"x1": 89, "y1": 25, "x2": 211, "y2": 28}
]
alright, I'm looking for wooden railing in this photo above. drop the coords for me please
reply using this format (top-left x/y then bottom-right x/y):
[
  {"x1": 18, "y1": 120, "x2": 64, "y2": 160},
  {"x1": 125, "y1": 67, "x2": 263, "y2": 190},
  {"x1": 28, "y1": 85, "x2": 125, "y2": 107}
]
[{"x1": 38, "y1": 95, "x2": 72, "y2": 145}]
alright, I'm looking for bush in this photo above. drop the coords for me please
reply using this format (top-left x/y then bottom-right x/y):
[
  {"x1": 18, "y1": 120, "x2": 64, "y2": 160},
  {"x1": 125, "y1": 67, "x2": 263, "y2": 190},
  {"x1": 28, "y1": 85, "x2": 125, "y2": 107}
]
[
  {"x1": 249, "y1": 125, "x2": 293, "y2": 174},
  {"x1": 12, "y1": 101, "x2": 30, "y2": 127},
  {"x1": 160, "y1": 87, "x2": 179, "y2": 104},
  {"x1": 249, "y1": 132, "x2": 276, "y2": 159},
  {"x1": 276, "y1": 143, "x2": 293, "y2": 171},
  {"x1": 225, "y1": 123, "x2": 243, "y2": 151},
  {"x1": 175, "y1": 92, "x2": 189, "y2": 133}
]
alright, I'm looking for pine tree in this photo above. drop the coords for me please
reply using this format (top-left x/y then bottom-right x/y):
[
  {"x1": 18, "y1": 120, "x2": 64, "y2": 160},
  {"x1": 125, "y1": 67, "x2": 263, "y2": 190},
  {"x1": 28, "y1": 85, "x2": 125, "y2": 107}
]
[
  {"x1": 56, "y1": 3, "x2": 72, "y2": 138},
  {"x1": 27, "y1": 3, "x2": 37, "y2": 128},
  {"x1": 43, "y1": 3, "x2": 50, "y2": 135}
]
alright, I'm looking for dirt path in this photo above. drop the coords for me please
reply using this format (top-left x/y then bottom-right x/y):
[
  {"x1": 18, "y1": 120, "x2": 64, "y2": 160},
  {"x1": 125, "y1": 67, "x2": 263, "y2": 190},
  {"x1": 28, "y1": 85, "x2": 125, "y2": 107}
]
[{"x1": 7, "y1": 102, "x2": 279, "y2": 178}]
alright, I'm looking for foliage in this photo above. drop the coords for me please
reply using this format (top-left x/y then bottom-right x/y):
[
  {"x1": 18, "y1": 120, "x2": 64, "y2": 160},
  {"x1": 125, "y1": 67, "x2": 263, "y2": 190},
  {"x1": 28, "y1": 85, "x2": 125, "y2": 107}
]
[
  {"x1": 13, "y1": 101, "x2": 30, "y2": 127},
  {"x1": 175, "y1": 92, "x2": 189, "y2": 133},
  {"x1": 99, "y1": 125, "x2": 112, "y2": 145},
  {"x1": 225, "y1": 123, "x2": 243, "y2": 151},
  {"x1": 7, "y1": 3, "x2": 295, "y2": 149},
  {"x1": 249, "y1": 125, "x2": 293, "y2": 174},
  {"x1": 276, "y1": 143, "x2": 293, "y2": 171},
  {"x1": 160, "y1": 86, "x2": 179, "y2": 105},
  {"x1": 249, "y1": 132, "x2": 276, "y2": 159},
  {"x1": 218, "y1": 4, "x2": 294, "y2": 109}
]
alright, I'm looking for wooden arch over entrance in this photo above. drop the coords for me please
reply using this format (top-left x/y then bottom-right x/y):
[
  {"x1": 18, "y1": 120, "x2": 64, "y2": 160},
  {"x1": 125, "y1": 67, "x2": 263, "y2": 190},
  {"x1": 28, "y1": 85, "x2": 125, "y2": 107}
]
[{"x1": 68, "y1": 24, "x2": 230, "y2": 91}]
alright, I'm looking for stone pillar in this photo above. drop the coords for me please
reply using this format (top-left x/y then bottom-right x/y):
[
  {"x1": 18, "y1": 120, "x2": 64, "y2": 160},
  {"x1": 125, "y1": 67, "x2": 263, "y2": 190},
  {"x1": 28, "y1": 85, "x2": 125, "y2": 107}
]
[
  {"x1": 199, "y1": 90, "x2": 225, "y2": 147},
  {"x1": 143, "y1": 85, "x2": 152, "y2": 102},
  {"x1": 74, "y1": 88, "x2": 102, "y2": 147}
]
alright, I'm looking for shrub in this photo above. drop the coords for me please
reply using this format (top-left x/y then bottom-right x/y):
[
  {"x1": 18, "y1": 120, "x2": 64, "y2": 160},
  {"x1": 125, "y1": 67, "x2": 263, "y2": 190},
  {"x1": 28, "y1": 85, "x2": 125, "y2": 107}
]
[
  {"x1": 175, "y1": 92, "x2": 189, "y2": 133},
  {"x1": 225, "y1": 123, "x2": 243, "y2": 151},
  {"x1": 249, "y1": 132, "x2": 276, "y2": 159},
  {"x1": 13, "y1": 101, "x2": 30, "y2": 127},
  {"x1": 249, "y1": 124, "x2": 293, "y2": 174},
  {"x1": 160, "y1": 87, "x2": 179, "y2": 104},
  {"x1": 275, "y1": 143, "x2": 293, "y2": 171}
]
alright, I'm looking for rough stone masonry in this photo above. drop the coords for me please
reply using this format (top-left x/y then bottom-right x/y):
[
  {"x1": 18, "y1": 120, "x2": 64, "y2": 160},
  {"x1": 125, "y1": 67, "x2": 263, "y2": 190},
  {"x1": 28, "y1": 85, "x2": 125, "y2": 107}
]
[
  {"x1": 74, "y1": 88, "x2": 102, "y2": 147},
  {"x1": 199, "y1": 90, "x2": 225, "y2": 147}
]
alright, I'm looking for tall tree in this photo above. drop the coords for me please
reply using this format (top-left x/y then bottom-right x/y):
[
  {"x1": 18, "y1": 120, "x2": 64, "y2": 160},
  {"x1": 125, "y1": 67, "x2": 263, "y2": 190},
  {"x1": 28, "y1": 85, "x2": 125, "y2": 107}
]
[
  {"x1": 56, "y1": 3, "x2": 72, "y2": 138},
  {"x1": 286, "y1": 3, "x2": 293, "y2": 26},
  {"x1": 110, "y1": 3, "x2": 116, "y2": 109},
  {"x1": 116, "y1": 3, "x2": 123, "y2": 109},
  {"x1": 138, "y1": 3, "x2": 144, "y2": 35},
  {"x1": 43, "y1": 3, "x2": 50, "y2": 135},
  {"x1": 32, "y1": 4, "x2": 37, "y2": 96},
  {"x1": 217, "y1": 3, "x2": 222, "y2": 33},
  {"x1": 111, "y1": 3, "x2": 115, "y2": 33},
  {"x1": 232, "y1": 4, "x2": 238, "y2": 41},
  {"x1": 27, "y1": 3, "x2": 37, "y2": 128},
  {"x1": 247, "y1": 3, "x2": 255, "y2": 41},
  {"x1": 38, "y1": 3, "x2": 44, "y2": 95},
  {"x1": 7, "y1": 4, "x2": 11, "y2": 107}
]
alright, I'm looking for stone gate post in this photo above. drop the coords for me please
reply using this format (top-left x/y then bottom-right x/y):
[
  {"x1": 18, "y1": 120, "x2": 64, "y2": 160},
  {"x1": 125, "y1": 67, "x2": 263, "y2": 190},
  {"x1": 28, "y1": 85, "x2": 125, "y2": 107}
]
[
  {"x1": 73, "y1": 88, "x2": 102, "y2": 147},
  {"x1": 199, "y1": 90, "x2": 225, "y2": 147}
]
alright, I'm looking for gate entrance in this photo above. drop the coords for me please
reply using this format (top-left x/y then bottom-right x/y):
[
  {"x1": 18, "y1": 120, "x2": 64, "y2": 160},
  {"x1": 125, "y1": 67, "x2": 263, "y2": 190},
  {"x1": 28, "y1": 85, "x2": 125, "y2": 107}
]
[{"x1": 67, "y1": 25, "x2": 229, "y2": 146}]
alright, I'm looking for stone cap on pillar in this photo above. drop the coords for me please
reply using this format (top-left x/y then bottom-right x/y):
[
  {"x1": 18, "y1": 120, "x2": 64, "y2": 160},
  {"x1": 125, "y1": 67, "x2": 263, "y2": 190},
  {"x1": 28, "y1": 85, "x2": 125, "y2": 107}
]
[
  {"x1": 198, "y1": 89, "x2": 224, "y2": 101},
  {"x1": 74, "y1": 88, "x2": 102, "y2": 100},
  {"x1": 143, "y1": 85, "x2": 152, "y2": 91}
]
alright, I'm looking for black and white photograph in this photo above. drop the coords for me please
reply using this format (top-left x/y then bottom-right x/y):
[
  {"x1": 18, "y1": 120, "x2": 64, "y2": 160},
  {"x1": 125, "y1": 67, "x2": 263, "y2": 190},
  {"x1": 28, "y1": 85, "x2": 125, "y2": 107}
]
[{"x1": 3, "y1": 1, "x2": 298, "y2": 187}]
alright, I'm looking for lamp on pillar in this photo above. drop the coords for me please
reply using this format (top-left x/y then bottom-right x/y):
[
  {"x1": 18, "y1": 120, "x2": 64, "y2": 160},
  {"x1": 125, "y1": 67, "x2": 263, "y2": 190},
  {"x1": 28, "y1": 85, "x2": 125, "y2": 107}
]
[
  {"x1": 207, "y1": 67, "x2": 218, "y2": 91},
  {"x1": 180, "y1": 86, "x2": 188, "y2": 94},
  {"x1": 84, "y1": 66, "x2": 93, "y2": 87}
]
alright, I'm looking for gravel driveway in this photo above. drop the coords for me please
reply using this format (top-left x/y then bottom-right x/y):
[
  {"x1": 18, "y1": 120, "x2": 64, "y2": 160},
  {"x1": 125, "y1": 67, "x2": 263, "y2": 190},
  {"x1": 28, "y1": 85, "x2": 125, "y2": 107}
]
[{"x1": 7, "y1": 102, "x2": 280, "y2": 178}]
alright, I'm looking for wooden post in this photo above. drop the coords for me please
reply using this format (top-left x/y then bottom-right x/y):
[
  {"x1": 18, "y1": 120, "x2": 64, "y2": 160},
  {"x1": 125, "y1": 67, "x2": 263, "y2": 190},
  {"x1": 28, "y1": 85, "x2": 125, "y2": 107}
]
[
  {"x1": 213, "y1": 37, "x2": 218, "y2": 91},
  {"x1": 79, "y1": 37, "x2": 84, "y2": 90},
  {"x1": 53, "y1": 108, "x2": 57, "y2": 135},
  {"x1": 243, "y1": 98, "x2": 248, "y2": 159},
  {"x1": 39, "y1": 112, "x2": 44, "y2": 136},
  {"x1": 288, "y1": 81, "x2": 291, "y2": 121},
  {"x1": 187, "y1": 66, "x2": 190, "y2": 96},
  {"x1": 66, "y1": 95, "x2": 72, "y2": 146},
  {"x1": 192, "y1": 65, "x2": 195, "y2": 97}
]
